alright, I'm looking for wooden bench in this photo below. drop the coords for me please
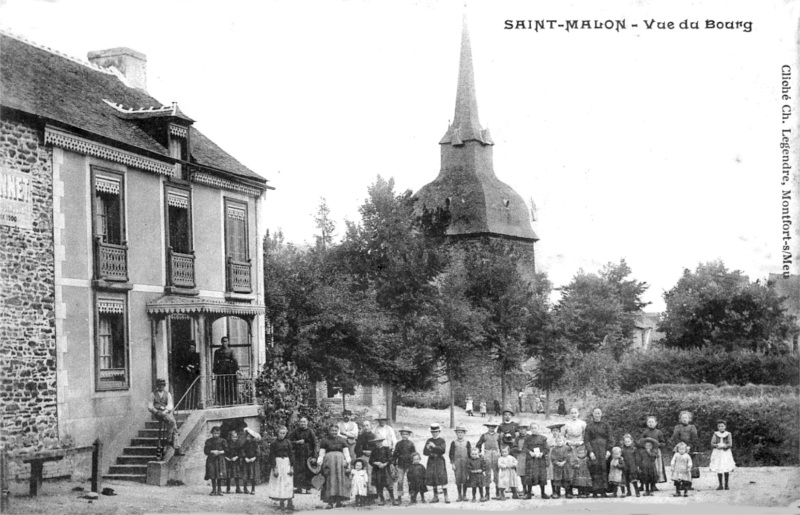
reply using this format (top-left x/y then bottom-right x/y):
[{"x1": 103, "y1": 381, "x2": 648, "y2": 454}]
[{"x1": 19, "y1": 444, "x2": 95, "y2": 496}]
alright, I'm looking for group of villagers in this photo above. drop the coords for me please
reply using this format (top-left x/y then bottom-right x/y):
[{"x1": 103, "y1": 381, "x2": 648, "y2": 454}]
[{"x1": 203, "y1": 405, "x2": 737, "y2": 510}]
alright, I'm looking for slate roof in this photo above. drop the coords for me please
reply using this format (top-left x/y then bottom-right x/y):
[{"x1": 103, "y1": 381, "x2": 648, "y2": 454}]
[{"x1": 0, "y1": 31, "x2": 265, "y2": 186}]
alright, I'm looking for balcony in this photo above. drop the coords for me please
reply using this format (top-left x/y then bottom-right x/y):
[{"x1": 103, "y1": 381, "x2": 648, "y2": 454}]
[
  {"x1": 168, "y1": 248, "x2": 195, "y2": 290},
  {"x1": 226, "y1": 259, "x2": 252, "y2": 293}
]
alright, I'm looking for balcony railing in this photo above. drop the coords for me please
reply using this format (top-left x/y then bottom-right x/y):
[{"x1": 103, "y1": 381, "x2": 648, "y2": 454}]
[
  {"x1": 95, "y1": 239, "x2": 128, "y2": 282},
  {"x1": 209, "y1": 374, "x2": 255, "y2": 408},
  {"x1": 168, "y1": 248, "x2": 195, "y2": 288},
  {"x1": 227, "y1": 259, "x2": 252, "y2": 293}
]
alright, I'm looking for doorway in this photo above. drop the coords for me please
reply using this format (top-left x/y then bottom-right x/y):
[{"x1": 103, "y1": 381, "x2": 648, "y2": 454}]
[{"x1": 169, "y1": 317, "x2": 198, "y2": 409}]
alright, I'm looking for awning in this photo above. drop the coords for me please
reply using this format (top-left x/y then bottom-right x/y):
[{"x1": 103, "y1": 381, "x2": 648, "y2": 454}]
[{"x1": 146, "y1": 295, "x2": 265, "y2": 318}]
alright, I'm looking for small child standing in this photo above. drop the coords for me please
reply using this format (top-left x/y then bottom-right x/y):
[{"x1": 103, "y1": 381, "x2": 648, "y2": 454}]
[
  {"x1": 620, "y1": 434, "x2": 641, "y2": 497},
  {"x1": 479, "y1": 401, "x2": 487, "y2": 418},
  {"x1": 523, "y1": 423, "x2": 550, "y2": 500},
  {"x1": 224, "y1": 429, "x2": 244, "y2": 493},
  {"x1": 671, "y1": 442, "x2": 693, "y2": 497},
  {"x1": 639, "y1": 438, "x2": 659, "y2": 496},
  {"x1": 549, "y1": 434, "x2": 573, "y2": 499},
  {"x1": 351, "y1": 459, "x2": 370, "y2": 507},
  {"x1": 449, "y1": 426, "x2": 471, "y2": 502},
  {"x1": 241, "y1": 427, "x2": 262, "y2": 495},
  {"x1": 639, "y1": 415, "x2": 667, "y2": 488},
  {"x1": 267, "y1": 425, "x2": 295, "y2": 511},
  {"x1": 608, "y1": 447, "x2": 625, "y2": 497},
  {"x1": 369, "y1": 436, "x2": 396, "y2": 506},
  {"x1": 204, "y1": 426, "x2": 227, "y2": 496},
  {"x1": 497, "y1": 446, "x2": 518, "y2": 500},
  {"x1": 393, "y1": 427, "x2": 416, "y2": 505},
  {"x1": 571, "y1": 445, "x2": 592, "y2": 498},
  {"x1": 709, "y1": 420, "x2": 735, "y2": 490},
  {"x1": 466, "y1": 447, "x2": 487, "y2": 502},
  {"x1": 407, "y1": 453, "x2": 428, "y2": 504}
]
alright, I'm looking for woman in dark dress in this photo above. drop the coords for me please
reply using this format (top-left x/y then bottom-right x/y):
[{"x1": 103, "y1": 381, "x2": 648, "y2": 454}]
[
  {"x1": 423, "y1": 423, "x2": 449, "y2": 503},
  {"x1": 584, "y1": 408, "x2": 614, "y2": 498},
  {"x1": 316, "y1": 424, "x2": 352, "y2": 509},
  {"x1": 669, "y1": 410, "x2": 699, "y2": 489}
]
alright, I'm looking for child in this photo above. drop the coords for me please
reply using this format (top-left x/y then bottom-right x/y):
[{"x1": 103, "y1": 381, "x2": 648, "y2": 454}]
[
  {"x1": 407, "y1": 453, "x2": 428, "y2": 504},
  {"x1": 393, "y1": 427, "x2": 416, "y2": 505},
  {"x1": 479, "y1": 400, "x2": 487, "y2": 418},
  {"x1": 550, "y1": 433, "x2": 573, "y2": 499},
  {"x1": 670, "y1": 411, "x2": 699, "y2": 489},
  {"x1": 608, "y1": 447, "x2": 625, "y2": 497},
  {"x1": 241, "y1": 427, "x2": 262, "y2": 495},
  {"x1": 671, "y1": 442, "x2": 693, "y2": 497},
  {"x1": 500, "y1": 432, "x2": 520, "y2": 498},
  {"x1": 369, "y1": 436, "x2": 395, "y2": 506},
  {"x1": 476, "y1": 419, "x2": 500, "y2": 500},
  {"x1": 524, "y1": 423, "x2": 550, "y2": 499},
  {"x1": 620, "y1": 434, "x2": 641, "y2": 497},
  {"x1": 709, "y1": 420, "x2": 736, "y2": 490},
  {"x1": 267, "y1": 425, "x2": 295, "y2": 511},
  {"x1": 571, "y1": 445, "x2": 592, "y2": 498},
  {"x1": 424, "y1": 423, "x2": 449, "y2": 503},
  {"x1": 204, "y1": 426, "x2": 227, "y2": 496},
  {"x1": 350, "y1": 458, "x2": 370, "y2": 507},
  {"x1": 513, "y1": 423, "x2": 529, "y2": 498},
  {"x1": 465, "y1": 396, "x2": 474, "y2": 417},
  {"x1": 497, "y1": 446, "x2": 518, "y2": 500},
  {"x1": 638, "y1": 415, "x2": 667, "y2": 488},
  {"x1": 639, "y1": 437, "x2": 659, "y2": 496},
  {"x1": 449, "y1": 425, "x2": 471, "y2": 502},
  {"x1": 546, "y1": 423, "x2": 565, "y2": 496},
  {"x1": 467, "y1": 447, "x2": 487, "y2": 502},
  {"x1": 225, "y1": 429, "x2": 244, "y2": 493}
]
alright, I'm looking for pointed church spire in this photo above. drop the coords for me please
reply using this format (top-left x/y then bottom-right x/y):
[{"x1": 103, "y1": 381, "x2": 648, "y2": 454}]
[{"x1": 440, "y1": 13, "x2": 492, "y2": 146}]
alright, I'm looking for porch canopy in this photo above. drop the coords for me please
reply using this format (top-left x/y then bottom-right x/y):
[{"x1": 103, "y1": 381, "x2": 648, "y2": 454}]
[{"x1": 146, "y1": 295, "x2": 265, "y2": 409}]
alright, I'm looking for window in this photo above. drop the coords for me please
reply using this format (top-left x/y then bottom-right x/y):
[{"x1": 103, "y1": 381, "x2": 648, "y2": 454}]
[
  {"x1": 165, "y1": 188, "x2": 195, "y2": 289},
  {"x1": 225, "y1": 200, "x2": 251, "y2": 292},
  {"x1": 93, "y1": 173, "x2": 124, "y2": 244},
  {"x1": 96, "y1": 297, "x2": 129, "y2": 390},
  {"x1": 226, "y1": 316, "x2": 252, "y2": 374}
]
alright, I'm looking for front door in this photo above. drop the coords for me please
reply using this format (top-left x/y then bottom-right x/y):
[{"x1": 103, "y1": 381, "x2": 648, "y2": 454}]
[{"x1": 169, "y1": 317, "x2": 198, "y2": 409}]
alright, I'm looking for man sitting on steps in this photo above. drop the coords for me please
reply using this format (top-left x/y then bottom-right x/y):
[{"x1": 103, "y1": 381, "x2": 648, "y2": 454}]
[{"x1": 148, "y1": 378, "x2": 183, "y2": 456}]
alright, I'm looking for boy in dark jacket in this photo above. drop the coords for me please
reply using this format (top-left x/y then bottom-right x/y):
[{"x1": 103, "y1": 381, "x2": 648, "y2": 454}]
[
  {"x1": 407, "y1": 453, "x2": 428, "y2": 504},
  {"x1": 204, "y1": 426, "x2": 227, "y2": 496}
]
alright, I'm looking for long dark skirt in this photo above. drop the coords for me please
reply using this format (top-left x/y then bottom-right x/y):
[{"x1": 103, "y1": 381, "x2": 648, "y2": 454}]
[
  {"x1": 425, "y1": 456, "x2": 448, "y2": 486},
  {"x1": 524, "y1": 457, "x2": 547, "y2": 485},
  {"x1": 321, "y1": 451, "x2": 350, "y2": 503}
]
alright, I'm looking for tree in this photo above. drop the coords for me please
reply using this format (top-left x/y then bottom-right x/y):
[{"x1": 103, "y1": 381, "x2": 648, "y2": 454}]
[
  {"x1": 463, "y1": 245, "x2": 533, "y2": 408},
  {"x1": 338, "y1": 176, "x2": 450, "y2": 422},
  {"x1": 552, "y1": 259, "x2": 649, "y2": 358},
  {"x1": 660, "y1": 261, "x2": 796, "y2": 351},
  {"x1": 313, "y1": 197, "x2": 336, "y2": 251}
]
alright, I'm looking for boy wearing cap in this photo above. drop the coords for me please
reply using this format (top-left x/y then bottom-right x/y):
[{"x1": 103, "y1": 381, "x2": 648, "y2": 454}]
[
  {"x1": 449, "y1": 426, "x2": 471, "y2": 501},
  {"x1": 369, "y1": 436, "x2": 396, "y2": 505},
  {"x1": 499, "y1": 407, "x2": 519, "y2": 441},
  {"x1": 148, "y1": 378, "x2": 181, "y2": 455},
  {"x1": 393, "y1": 427, "x2": 416, "y2": 505},
  {"x1": 424, "y1": 424, "x2": 449, "y2": 503},
  {"x1": 204, "y1": 426, "x2": 227, "y2": 496},
  {"x1": 476, "y1": 419, "x2": 501, "y2": 500}
]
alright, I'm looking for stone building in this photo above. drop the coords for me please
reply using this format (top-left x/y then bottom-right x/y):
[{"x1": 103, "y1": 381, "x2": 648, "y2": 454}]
[
  {"x1": 1, "y1": 31, "x2": 270, "y2": 484},
  {"x1": 414, "y1": 17, "x2": 538, "y2": 281}
]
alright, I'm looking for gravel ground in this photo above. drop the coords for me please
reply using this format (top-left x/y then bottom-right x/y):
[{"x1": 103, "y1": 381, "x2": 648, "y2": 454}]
[{"x1": 6, "y1": 406, "x2": 800, "y2": 514}]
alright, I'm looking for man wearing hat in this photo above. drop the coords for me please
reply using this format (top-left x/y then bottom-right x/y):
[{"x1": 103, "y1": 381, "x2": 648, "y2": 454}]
[
  {"x1": 476, "y1": 418, "x2": 501, "y2": 500},
  {"x1": 338, "y1": 410, "x2": 358, "y2": 460},
  {"x1": 499, "y1": 406, "x2": 520, "y2": 443},
  {"x1": 147, "y1": 378, "x2": 181, "y2": 455},
  {"x1": 393, "y1": 427, "x2": 416, "y2": 505},
  {"x1": 373, "y1": 415, "x2": 397, "y2": 452}
]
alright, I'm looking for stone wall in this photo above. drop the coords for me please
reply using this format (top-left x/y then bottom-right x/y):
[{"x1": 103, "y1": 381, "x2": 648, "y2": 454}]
[{"x1": 0, "y1": 112, "x2": 58, "y2": 460}]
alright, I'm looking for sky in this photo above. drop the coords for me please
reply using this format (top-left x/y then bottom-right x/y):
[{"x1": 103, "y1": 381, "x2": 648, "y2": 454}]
[{"x1": 2, "y1": 0, "x2": 798, "y2": 311}]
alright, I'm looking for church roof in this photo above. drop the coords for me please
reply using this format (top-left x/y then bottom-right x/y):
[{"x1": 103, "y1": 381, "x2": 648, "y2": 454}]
[
  {"x1": 0, "y1": 31, "x2": 266, "y2": 187},
  {"x1": 416, "y1": 17, "x2": 538, "y2": 242}
]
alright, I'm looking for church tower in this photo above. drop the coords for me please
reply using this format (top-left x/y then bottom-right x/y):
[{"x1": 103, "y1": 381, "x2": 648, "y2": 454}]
[{"x1": 415, "y1": 16, "x2": 538, "y2": 277}]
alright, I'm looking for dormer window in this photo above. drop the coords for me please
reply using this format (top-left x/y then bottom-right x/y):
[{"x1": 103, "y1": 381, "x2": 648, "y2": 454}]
[{"x1": 169, "y1": 124, "x2": 189, "y2": 180}]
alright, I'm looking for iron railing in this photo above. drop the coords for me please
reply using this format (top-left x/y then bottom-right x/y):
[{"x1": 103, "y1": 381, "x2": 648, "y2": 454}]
[
  {"x1": 226, "y1": 258, "x2": 252, "y2": 293},
  {"x1": 168, "y1": 248, "x2": 195, "y2": 288},
  {"x1": 209, "y1": 374, "x2": 255, "y2": 408},
  {"x1": 95, "y1": 239, "x2": 128, "y2": 282},
  {"x1": 174, "y1": 375, "x2": 201, "y2": 413}
]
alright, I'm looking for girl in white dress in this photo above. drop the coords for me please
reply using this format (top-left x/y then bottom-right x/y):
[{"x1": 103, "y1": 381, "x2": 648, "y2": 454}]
[
  {"x1": 709, "y1": 420, "x2": 736, "y2": 490},
  {"x1": 350, "y1": 459, "x2": 369, "y2": 506}
]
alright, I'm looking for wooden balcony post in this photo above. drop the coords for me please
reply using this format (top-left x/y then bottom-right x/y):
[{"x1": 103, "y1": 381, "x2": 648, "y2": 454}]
[{"x1": 197, "y1": 316, "x2": 207, "y2": 409}]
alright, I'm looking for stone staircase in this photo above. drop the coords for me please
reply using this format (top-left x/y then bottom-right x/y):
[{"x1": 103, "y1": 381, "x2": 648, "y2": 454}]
[{"x1": 103, "y1": 415, "x2": 186, "y2": 483}]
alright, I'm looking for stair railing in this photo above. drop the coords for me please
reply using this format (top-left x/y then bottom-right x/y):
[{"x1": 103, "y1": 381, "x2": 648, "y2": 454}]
[{"x1": 174, "y1": 375, "x2": 201, "y2": 413}]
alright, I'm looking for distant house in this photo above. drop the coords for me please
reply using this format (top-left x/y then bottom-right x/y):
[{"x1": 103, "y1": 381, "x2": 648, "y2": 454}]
[
  {"x1": 631, "y1": 311, "x2": 664, "y2": 350},
  {"x1": 768, "y1": 273, "x2": 800, "y2": 352},
  {"x1": 1, "y1": 31, "x2": 271, "y2": 483}
]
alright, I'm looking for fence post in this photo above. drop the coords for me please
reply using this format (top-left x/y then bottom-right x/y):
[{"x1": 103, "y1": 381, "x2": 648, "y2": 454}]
[
  {"x1": 1, "y1": 448, "x2": 9, "y2": 512},
  {"x1": 91, "y1": 439, "x2": 102, "y2": 493}
]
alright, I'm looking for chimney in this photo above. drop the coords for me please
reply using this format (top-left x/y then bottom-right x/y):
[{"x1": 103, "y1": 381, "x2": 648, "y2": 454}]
[{"x1": 87, "y1": 47, "x2": 147, "y2": 90}]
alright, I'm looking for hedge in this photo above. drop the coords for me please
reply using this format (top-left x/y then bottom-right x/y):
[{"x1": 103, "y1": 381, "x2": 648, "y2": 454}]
[
  {"x1": 593, "y1": 391, "x2": 799, "y2": 466},
  {"x1": 639, "y1": 383, "x2": 800, "y2": 397},
  {"x1": 617, "y1": 348, "x2": 800, "y2": 392}
]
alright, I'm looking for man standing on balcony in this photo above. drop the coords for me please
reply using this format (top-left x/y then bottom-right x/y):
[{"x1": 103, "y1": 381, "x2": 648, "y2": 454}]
[
  {"x1": 213, "y1": 336, "x2": 239, "y2": 406},
  {"x1": 148, "y1": 378, "x2": 182, "y2": 455}
]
